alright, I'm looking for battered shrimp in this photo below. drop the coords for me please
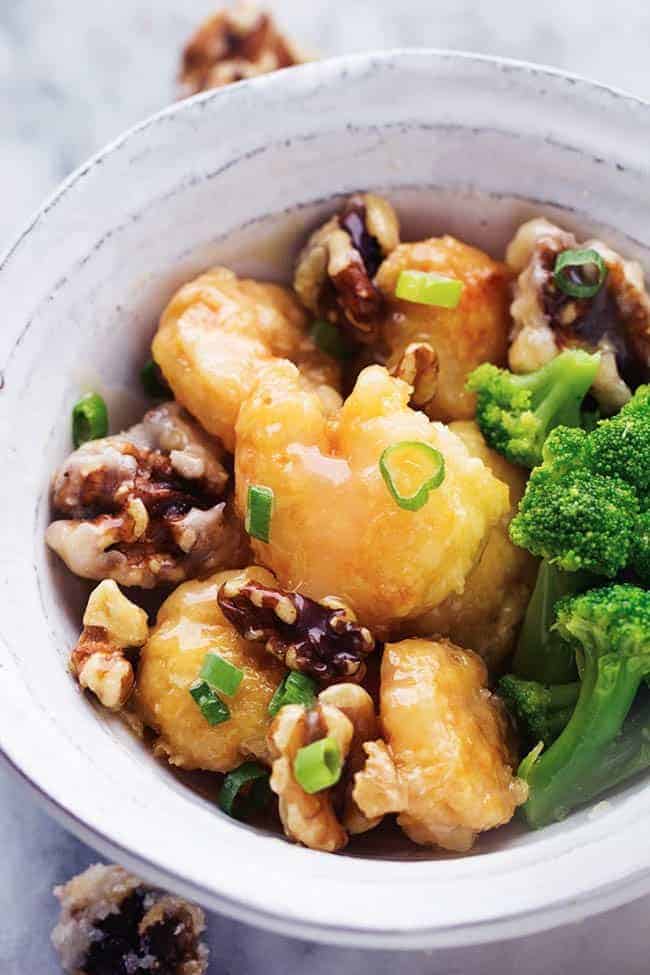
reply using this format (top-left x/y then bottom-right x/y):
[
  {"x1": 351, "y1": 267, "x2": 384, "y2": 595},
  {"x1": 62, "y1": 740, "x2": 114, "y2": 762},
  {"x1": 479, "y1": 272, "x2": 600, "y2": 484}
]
[
  {"x1": 135, "y1": 567, "x2": 284, "y2": 772},
  {"x1": 235, "y1": 362, "x2": 510, "y2": 631},
  {"x1": 353, "y1": 638, "x2": 527, "y2": 852},
  {"x1": 152, "y1": 267, "x2": 342, "y2": 451},
  {"x1": 375, "y1": 236, "x2": 511, "y2": 421},
  {"x1": 412, "y1": 421, "x2": 538, "y2": 668}
]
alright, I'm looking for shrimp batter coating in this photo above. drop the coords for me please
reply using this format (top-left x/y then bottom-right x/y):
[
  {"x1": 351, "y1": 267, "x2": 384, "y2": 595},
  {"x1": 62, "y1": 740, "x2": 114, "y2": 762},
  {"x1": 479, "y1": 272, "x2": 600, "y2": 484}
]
[
  {"x1": 353, "y1": 638, "x2": 527, "y2": 852},
  {"x1": 412, "y1": 421, "x2": 538, "y2": 668},
  {"x1": 375, "y1": 236, "x2": 511, "y2": 421},
  {"x1": 135, "y1": 567, "x2": 284, "y2": 772},
  {"x1": 235, "y1": 362, "x2": 510, "y2": 631},
  {"x1": 152, "y1": 267, "x2": 342, "y2": 451},
  {"x1": 506, "y1": 218, "x2": 650, "y2": 412}
]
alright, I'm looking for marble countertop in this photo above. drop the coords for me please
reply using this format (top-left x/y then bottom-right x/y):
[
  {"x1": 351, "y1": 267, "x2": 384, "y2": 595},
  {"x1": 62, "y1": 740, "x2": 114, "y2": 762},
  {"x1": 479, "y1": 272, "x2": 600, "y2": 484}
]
[{"x1": 2, "y1": 1, "x2": 650, "y2": 971}]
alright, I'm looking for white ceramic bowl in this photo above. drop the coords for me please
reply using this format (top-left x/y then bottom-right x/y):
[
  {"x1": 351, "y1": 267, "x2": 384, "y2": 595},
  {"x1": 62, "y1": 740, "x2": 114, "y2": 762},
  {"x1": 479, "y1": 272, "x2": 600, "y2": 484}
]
[{"x1": 2, "y1": 50, "x2": 650, "y2": 950}]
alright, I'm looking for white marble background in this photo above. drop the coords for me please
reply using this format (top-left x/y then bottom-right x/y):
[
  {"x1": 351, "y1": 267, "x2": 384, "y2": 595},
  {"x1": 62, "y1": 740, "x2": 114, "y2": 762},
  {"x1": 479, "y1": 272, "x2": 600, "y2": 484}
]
[{"x1": 2, "y1": 1, "x2": 650, "y2": 972}]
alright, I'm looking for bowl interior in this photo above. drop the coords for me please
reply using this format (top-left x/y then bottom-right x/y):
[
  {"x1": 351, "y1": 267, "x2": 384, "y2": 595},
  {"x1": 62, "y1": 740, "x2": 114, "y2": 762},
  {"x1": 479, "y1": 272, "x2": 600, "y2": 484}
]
[{"x1": 2, "y1": 51, "x2": 650, "y2": 947}]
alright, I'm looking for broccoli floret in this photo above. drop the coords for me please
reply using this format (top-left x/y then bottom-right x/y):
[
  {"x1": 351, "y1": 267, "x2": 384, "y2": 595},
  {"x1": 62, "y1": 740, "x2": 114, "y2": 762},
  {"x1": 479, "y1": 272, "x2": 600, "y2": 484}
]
[
  {"x1": 512, "y1": 560, "x2": 594, "y2": 683},
  {"x1": 509, "y1": 465, "x2": 638, "y2": 576},
  {"x1": 584, "y1": 385, "x2": 650, "y2": 493},
  {"x1": 499, "y1": 675, "x2": 579, "y2": 746},
  {"x1": 466, "y1": 349, "x2": 600, "y2": 468},
  {"x1": 519, "y1": 583, "x2": 650, "y2": 828},
  {"x1": 630, "y1": 509, "x2": 650, "y2": 584}
]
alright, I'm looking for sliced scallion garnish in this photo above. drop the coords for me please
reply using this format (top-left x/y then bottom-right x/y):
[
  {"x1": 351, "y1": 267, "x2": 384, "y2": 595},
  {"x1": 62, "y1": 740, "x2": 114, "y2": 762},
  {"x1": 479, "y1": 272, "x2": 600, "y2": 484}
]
[
  {"x1": 379, "y1": 441, "x2": 445, "y2": 512},
  {"x1": 268, "y1": 671, "x2": 317, "y2": 718},
  {"x1": 140, "y1": 359, "x2": 170, "y2": 399},
  {"x1": 72, "y1": 393, "x2": 109, "y2": 448},
  {"x1": 245, "y1": 484, "x2": 274, "y2": 543},
  {"x1": 189, "y1": 679, "x2": 230, "y2": 726},
  {"x1": 310, "y1": 319, "x2": 354, "y2": 361},
  {"x1": 294, "y1": 736, "x2": 342, "y2": 794},
  {"x1": 395, "y1": 269, "x2": 464, "y2": 309},
  {"x1": 200, "y1": 652, "x2": 244, "y2": 697},
  {"x1": 218, "y1": 761, "x2": 271, "y2": 818},
  {"x1": 553, "y1": 248, "x2": 608, "y2": 299}
]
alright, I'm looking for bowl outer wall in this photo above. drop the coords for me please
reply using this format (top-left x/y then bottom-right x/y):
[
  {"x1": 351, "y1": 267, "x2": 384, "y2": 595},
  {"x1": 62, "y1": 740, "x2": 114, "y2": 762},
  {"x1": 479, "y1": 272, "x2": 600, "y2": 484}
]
[{"x1": 1, "y1": 50, "x2": 650, "y2": 948}]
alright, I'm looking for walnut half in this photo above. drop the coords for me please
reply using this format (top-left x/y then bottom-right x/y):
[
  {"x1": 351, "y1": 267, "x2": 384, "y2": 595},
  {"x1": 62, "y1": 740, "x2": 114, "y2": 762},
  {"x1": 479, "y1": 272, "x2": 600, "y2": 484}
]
[
  {"x1": 179, "y1": 2, "x2": 306, "y2": 96},
  {"x1": 217, "y1": 578, "x2": 376, "y2": 681},
  {"x1": 267, "y1": 683, "x2": 379, "y2": 852},
  {"x1": 294, "y1": 193, "x2": 400, "y2": 343},
  {"x1": 71, "y1": 580, "x2": 148, "y2": 709}
]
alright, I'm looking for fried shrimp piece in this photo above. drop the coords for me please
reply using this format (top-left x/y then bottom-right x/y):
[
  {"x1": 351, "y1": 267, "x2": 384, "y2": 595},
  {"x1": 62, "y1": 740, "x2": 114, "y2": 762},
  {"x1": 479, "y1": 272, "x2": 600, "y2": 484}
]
[
  {"x1": 375, "y1": 236, "x2": 511, "y2": 421},
  {"x1": 235, "y1": 362, "x2": 510, "y2": 631},
  {"x1": 507, "y1": 218, "x2": 650, "y2": 412},
  {"x1": 152, "y1": 267, "x2": 341, "y2": 452},
  {"x1": 46, "y1": 401, "x2": 247, "y2": 588},
  {"x1": 353, "y1": 638, "x2": 527, "y2": 852},
  {"x1": 294, "y1": 193, "x2": 400, "y2": 343},
  {"x1": 412, "y1": 421, "x2": 538, "y2": 668},
  {"x1": 180, "y1": 2, "x2": 306, "y2": 97},
  {"x1": 267, "y1": 683, "x2": 379, "y2": 851},
  {"x1": 52, "y1": 863, "x2": 208, "y2": 975},
  {"x1": 135, "y1": 567, "x2": 284, "y2": 772}
]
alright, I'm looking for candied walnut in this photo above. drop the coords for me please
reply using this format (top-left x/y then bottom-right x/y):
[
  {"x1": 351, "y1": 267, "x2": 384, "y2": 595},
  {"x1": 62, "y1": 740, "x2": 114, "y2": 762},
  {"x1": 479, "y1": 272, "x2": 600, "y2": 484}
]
[
  {"x1": 375, "y1": 236, "x2": 511, "y2": 421},
  {"x1": 179, "y1": 2, "x2": 305, "y2": 96},
  {"x1": 46, "y1": 401, "x2": 248, "y2": 588},
  {"x1": 71, "y1": 580, "x2": 148, "y2": 709},
  {"x1": 267, "y1": 683, "x2": 379, "y2": 851},
  {"x1": 294, "y1": 193, "x2": 400, "y2": 343},
  {"x1": 135, "y1": 567, "x2": 284, "y2": 773},
  {"x1": 353, "y1": 638, "x2": 527, "y2": 853},
  {"x1": 51, "y1": 863, "x2": 208, "y2": 975},
  {"x1": 217, "y1": 578, "x2": 376, "y2": 681},
  {"x1": 507, "y1": 217, "x2": 650, "y2": 412}
]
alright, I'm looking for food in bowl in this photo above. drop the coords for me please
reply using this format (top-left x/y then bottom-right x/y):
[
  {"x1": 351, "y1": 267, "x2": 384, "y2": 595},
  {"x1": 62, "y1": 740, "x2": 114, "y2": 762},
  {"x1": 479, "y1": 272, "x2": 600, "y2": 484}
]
[{"x1": 45, "y1": 191, "x2": 650, "y2": 855}]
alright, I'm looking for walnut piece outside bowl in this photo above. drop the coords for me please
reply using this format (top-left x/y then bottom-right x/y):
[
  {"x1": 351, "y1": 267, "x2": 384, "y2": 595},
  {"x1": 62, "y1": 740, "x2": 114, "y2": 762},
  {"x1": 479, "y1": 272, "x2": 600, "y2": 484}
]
[{"x1": 1, "y1": 50, "x2": 650, "y2": 949}]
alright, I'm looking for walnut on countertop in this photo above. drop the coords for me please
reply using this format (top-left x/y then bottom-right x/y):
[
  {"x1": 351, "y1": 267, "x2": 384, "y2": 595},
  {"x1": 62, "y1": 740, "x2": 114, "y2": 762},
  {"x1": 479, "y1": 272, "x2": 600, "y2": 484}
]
[
  {"x1": 179, "y1": 2, "x2": 306, "y2": 96},
  {"x1": 51, "y1": 863, "x2": 208, "y2": 975},
  {"x1": 267, "y1": 683, "x2": 380, "y2": 852},
  {"x1": 46, "y1": 401, "x2": 248, "y2": 589},
  {"x1": 507, "y1": 217, "x2": 650, "y2": 413},
  {"x1": 71, "y1": 580, "x2": 148, "y2": 710},
  {"x1": 294, "y1": 193, "x2": 400, "y2": 344},
  {"x1": 217, "y1": 577, "x2": 376, "y2": 682}
]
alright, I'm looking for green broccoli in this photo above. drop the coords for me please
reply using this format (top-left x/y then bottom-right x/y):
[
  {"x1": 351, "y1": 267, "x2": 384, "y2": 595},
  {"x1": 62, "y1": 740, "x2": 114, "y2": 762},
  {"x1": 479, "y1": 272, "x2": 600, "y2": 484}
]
[
  {"x1": 630, "y1": 509, "x2": 650, "y2": 584},
  {"x1": 499, "y1": 675, "x2": 579, "y2": 746},
  {"x1": 584, "y1": 388, "x2": 650, "y2": 493},
  {"x1": 519, "y1": 583, "x2": 650, "y2": 828},
  {"x1": 466, "y1": 349, "x2": 600, "y2": 467},
  {"x1": 512, "y1": 560, "x2": 594, "y2": 683}
]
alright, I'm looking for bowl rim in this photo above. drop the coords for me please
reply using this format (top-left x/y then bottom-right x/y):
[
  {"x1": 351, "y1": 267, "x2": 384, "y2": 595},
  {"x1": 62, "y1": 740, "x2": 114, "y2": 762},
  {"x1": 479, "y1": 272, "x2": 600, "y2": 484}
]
[{"x1": 2, "y1": 48, "x2": 650, "y2": 950}]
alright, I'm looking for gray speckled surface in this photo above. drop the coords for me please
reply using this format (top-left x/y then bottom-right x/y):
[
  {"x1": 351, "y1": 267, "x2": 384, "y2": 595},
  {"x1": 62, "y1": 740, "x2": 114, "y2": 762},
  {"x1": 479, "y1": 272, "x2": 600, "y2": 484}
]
[{"x1": 2, "y1": 2, "x2": 650, "y2": 972}]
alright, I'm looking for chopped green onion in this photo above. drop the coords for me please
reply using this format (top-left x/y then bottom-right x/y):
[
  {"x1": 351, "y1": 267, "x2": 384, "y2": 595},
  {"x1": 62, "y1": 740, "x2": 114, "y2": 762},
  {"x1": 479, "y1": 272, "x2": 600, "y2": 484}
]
[
  {"x1": 310, "y1": 319, "x2": 354, "y2": 361},
  {"x1": 268, "y1": 671, "x2": 317, "y2": 717},
  {"x1": 395, "y1": 269, "x2": 464, "y2": 309},
  {"x1": 294, "y1": 736, "x2": 342, "y2": 794},
  {"x1": 140, "y1": 359, "x2": 170, "y2": 398},
  {"x1": 553, "y1": 248, "x2": 608, "y2": 299},
  {"x1": 200, "y1": 652, "x2": 243, "y2": 697},
  {"x1": 246, "y1": 484, "x2": 274, "y2": 543},
  {"x1": 189, "y1": 680, "x2": 230, "y2": 725},
  {"x1": 218, "y1": 761, "x2": 271, "y2": 818},
  {"x1": 379, "y1": 441, "x2": 446, "y2": 512},
  {"x1": 72, "y1": 393, "x2": 109, "y2": 448}
]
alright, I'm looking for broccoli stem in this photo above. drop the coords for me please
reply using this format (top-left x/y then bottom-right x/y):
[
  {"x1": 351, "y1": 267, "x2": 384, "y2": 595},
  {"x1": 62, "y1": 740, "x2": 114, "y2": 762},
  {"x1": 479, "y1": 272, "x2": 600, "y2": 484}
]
[
  {"x1": 579, "y1": 696, "x2": 650, "y2": 800},
  {"x1": 513, "y1": 561, "x2": 593, "y2": 684},
  {"x1": 521, "y1": 656, "x2": 641, "y2": 827},
  {"x1": 530, "y1": 351, "x2": 600, "y2": 434}
]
